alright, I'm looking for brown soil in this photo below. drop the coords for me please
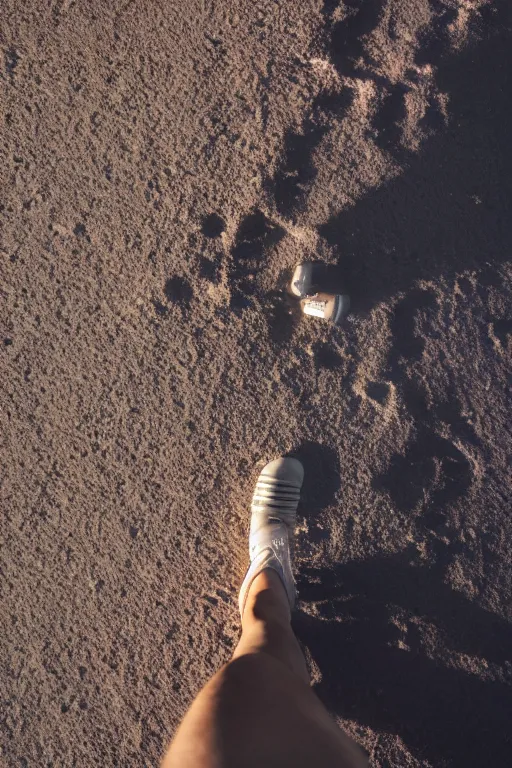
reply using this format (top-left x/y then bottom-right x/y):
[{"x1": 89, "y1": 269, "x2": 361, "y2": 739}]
[{"x1": 1, "y1": 1, "x2": 511, "y2": 766}]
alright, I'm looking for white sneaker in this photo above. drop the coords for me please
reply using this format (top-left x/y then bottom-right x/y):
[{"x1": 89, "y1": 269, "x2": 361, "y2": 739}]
[{"x1": 239, "y1": 457, "x2": 304, "y2": 616}]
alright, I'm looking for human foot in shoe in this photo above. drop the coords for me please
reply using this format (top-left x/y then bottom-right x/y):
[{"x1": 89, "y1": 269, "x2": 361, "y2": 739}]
[{"x1": 239, "y1": 457, "x2": 304, "y2": 617}]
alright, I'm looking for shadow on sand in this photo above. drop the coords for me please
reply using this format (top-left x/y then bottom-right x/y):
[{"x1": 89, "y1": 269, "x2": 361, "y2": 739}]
[
  {"x1": 291, "y1": 440, "x2": 512, "y2": 766},
  {"x1": 287, "y1": 12, "x2": 512, "y2": 764},
  {"x1": 317, "y1": 11, "x2": 512, "y2": 314},
  {"x1": 294, "y1": 545, "x2": 512, "y2": 767}
]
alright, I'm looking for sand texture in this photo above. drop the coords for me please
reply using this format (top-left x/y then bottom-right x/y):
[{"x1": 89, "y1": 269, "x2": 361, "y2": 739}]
[{"x1": 1, "y1": 1, "x2": 512, "y2": 765}]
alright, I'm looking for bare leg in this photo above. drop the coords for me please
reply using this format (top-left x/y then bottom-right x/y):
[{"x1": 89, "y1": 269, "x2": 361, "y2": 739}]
[{"x1": 163, "y1": 569, "x2": 367, "y2": 768}]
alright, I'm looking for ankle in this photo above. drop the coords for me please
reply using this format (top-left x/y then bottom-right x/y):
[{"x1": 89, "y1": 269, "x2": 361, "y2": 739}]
[{"x1": 243, "y1": 569, "x2": 291, "y2": 626}]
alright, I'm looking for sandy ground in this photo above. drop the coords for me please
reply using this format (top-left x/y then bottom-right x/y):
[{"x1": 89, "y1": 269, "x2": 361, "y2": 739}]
[{"x1": 1, "y1": 1, "x2": 512, "y2": 766}]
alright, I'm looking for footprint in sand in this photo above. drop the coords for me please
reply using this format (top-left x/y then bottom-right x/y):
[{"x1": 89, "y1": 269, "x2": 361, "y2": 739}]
[
  {"x1": 227, "y1": 209, "x2": 302, "y2": 345},
  {"x1": 273, "y1": 87, "x2": 354, "y2": 217},
  {"x1": 325, "y1": 0, "x2": 385, "y2": 79},
  {"x1": 201, "y1": 212, "x2": 226, "y2": 239},
  {"x1": 164, "y1": 275, "x2": 194, "y2": 310},
  {"x1": 373, "y1": 288, "x2": 478, "y2": 529},
  {"x1": 228, "y1": 209, "x2": 285, "y2": 312},
  {"x1": 487, "y1": 316, "x2": 512, "y2": 353}
]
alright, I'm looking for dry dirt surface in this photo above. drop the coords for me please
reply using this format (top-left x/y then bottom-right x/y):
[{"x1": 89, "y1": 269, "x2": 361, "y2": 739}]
[{"x1": 1, "y1": 1, "x2": 512, "y2": 766}]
